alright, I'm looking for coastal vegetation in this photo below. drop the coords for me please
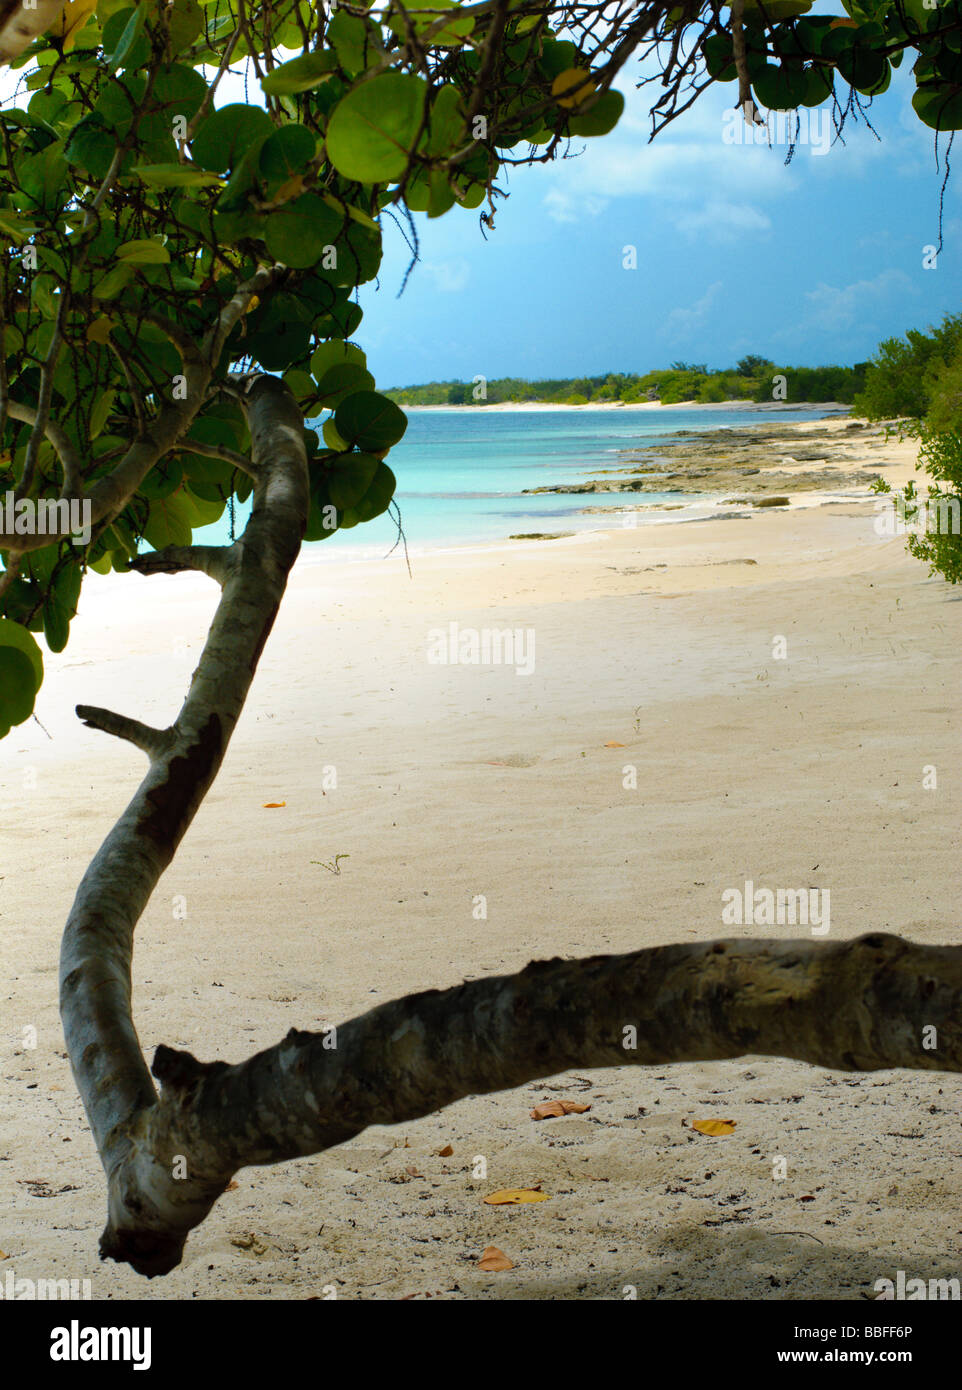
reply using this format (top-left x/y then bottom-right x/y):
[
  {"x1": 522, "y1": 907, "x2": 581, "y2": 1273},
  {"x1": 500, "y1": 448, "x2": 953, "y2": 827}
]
[
  {"x1": 856, "y1": 313, "x2": 962, "y2": 583},
  {"x1": 387, "y1": 359, "x2": 868, "y2": 407}
]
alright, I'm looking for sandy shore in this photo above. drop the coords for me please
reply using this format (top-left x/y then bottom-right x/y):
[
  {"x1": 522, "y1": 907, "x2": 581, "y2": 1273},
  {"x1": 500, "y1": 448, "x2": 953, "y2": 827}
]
[{"x1": 2, "y1": 416, "x2": 960, "y2": 1301}]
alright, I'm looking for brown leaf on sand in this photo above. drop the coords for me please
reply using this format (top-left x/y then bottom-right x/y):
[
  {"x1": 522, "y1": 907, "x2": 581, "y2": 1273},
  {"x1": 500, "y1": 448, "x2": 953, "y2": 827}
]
[
  {"x1": 437, "y1": 1144, "x2": 454, "y2": 1157},
  {"x1": 530, "y1": 1100, "x2": 592, "y2": 1120},
  {"x1": 478, "y1": 1246, "x2": 515, "y2": 1272},
  {"x1": 604, "y1": 740, "x2": 625, "y2": 748},
  {"x1": 224, "y1": 1180, "x2": 239, "y2": 1192},
  {"x1": 262, "y1": 801, "x2": 286, "y2": 808},
  {"x1": 0, "y1": 1250, "x2": 7, "y2": 1261},
  {"x1": 484, "y1": 1186, "x2": 549, "y2": 1205},
  {"x1": 692, "y1": 1118, "x2": 736, "y2": 1136}
]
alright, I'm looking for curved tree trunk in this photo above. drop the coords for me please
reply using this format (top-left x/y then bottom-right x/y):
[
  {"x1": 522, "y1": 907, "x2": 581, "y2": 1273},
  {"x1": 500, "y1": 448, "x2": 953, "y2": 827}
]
[
  {"x1": 59, "y1": 373, "x2": 311, "y2": 1275},
  {"x1": 58, "y1": 376, "x2": 962, "y2": 1279}
]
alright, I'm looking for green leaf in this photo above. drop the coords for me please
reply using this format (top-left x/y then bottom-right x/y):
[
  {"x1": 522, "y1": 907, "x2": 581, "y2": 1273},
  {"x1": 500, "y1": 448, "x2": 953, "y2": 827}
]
[
  {"x1": 326, "y1": 74, "x2": 428, "y2": 183},
  {"x1": 66, "y1": 119, "x2": 117, "y2": 180},
  {"x1": 258, "y1": 124, "x2": 317, "y2": 189},
  {"x1": 334, "y1": 390, "x2": 408, "y2": 451},
  {"x1": 327, "y1": 452, "x2": 380, "y2": 509},
  {"x1": 264, "y1": 193, "x2": 342, "y2": 268},
  {"x1": 315, "y1": 362, "x2": 376, "y2": 407},
  {"x1": 751, "y1": 63, "x2": 811, "y2": 110},
  {"x1": 43, "y1": 563, "x2": 82, "y2": 655},
  {"x1": 328, "y1": 10, "x2": 378, "y2": 75},
  {"x1": 425, "y1": 83, "x2": 466, "y2": 155},
  {"x1": 143, "y1": 492, "x2": 194, "y2": 549},
  {"x1": 569, "y1": 88, "x2": 625, "y2": 136},
  {"x1": 166, "y1": 0, "x2": 204, "y2": 55},
  {"x1": 353, "y1": 461, "x2": 396, "y2": 521},
  {"x1": 0, "y1": 615, "x2": 43, "y2": 691},
  {"x1": 703, "y1": 34, "x2": 736, "y2": 82},
  {"x1": 322, "y1": 417, "x2": 349, "y2": 450},
  {"x1": 191, "y1": 103, "x2": 275, "y2": 173},
  {"x1": 104, "y1": 5, "x2": 149, "y2": 72},
  {"x1": 0, "y1": 647, "x2": 37, "y2": 736},
  {"x1": 92, "y1": 262, "x2": 136, "y2": 299},
  {"x1": 116, "y1": 238, "x2": 171, "y2": 264},
  {"x1": 131, "y1": 162, "x2": 224, "y2": 187},
  {"x1": 89, "y1": 388, "x2": 116, "y2": 439},
  {"x1": 260, "y1": 50, "x2": 338, "y2": 96},
  {"x1": 311, "y1": 339, "x2": 367, "y2": 380},
  {"x1": 913, "y1": 82, "x2": 962, "y2": 130}
]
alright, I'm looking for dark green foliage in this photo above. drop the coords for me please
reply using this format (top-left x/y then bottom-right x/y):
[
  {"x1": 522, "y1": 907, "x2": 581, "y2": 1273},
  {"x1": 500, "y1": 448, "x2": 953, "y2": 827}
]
[{"x1": 388, "y1": 362, "x2": 868, "y2": 407}]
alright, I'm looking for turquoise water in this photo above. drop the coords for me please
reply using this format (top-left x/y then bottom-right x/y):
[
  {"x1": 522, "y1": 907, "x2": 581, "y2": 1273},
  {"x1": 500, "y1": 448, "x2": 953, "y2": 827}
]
[{"x1": 198, "y1": 404, "x2": 845, "y2": 556}]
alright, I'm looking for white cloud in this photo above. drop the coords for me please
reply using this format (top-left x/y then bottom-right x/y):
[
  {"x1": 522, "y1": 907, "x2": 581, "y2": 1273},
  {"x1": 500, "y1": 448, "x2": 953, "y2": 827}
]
[
  {"x1": 674, "y1": 200, "x2": 772, "y2": 241},
  {"x1": 424, "y1": 259, "x2": 471, "y2": 293},
  {"x1": 663, "y1": 280, "x2": 724, "y2": 341},
  {"x1": 801, "y1": 268, "x2": 916, "y2": 334},
  {"x1": 543, "y1": 188, "x2": 608, "y2": 223}
]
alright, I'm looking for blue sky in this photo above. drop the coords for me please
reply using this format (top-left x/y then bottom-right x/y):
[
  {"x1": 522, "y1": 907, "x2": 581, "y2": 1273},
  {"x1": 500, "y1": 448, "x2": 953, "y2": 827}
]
[{"x1": 360, "y1": 63, "x2": 962, "y2": 389}]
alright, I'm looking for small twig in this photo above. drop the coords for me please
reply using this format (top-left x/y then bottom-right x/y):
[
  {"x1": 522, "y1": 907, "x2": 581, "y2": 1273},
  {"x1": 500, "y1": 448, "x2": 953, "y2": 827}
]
[{"x1": 76, "y1": 704, "x2": 175, "y2": 759}]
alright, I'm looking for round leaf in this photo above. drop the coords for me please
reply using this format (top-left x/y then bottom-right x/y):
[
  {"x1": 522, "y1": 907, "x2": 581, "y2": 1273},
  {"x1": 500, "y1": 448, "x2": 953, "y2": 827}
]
[
  {"x1": 326, "y1": 74, "x2": 428, "y2": 183},
  {"x1": 334, "y1": 391, "x2": 408, "y2": 451},
  {"x1": 191, "y1": 104, "x2": 275, "y2": 173}
]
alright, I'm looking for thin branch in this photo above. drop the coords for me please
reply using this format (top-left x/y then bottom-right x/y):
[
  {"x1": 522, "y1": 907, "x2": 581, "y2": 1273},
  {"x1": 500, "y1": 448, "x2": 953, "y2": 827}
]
[
  {"x1": 730, "y1": 0, "x2": 764, "y2": 126},
  {"x1": 127, "y1": 545, "x2": 232, "y2": 583},
  {"x1": 182, "y1": 15, "x2": 244, "y2": 147},
  {"x1": 4, "y1": 398, "x2": 84, "y2": 495},
  {"x1": 76, "y1": 705, "x2": 175, "y2": 759},
  {"x1": 179, "y1": 439, "x2": 259, "y2": 481}
]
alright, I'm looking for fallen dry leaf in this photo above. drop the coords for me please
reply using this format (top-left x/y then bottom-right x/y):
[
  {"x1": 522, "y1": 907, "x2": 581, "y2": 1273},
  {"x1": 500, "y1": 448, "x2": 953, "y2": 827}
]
[
  {"x1": 478, "y1": 1246, "x2": 514, "y2": 1272},
  {"x1": 437, "y1": 1144, "x2": 454, "y2": 1157},
  {"x1": 604, "y1": 740, "x2": 625, "y2": 748},
  {"x1": 0, "y1": 1250, "x2": 8, "y2": 1261},
  {"x1": 692, "y1": 1118, "x2": 737, "y2": 1137},
  {"x1": 484, "y1": 1187, "x2": 549, "y2": 1206},
  {"x1": 262, "y1": 801, "x2": 286, "y2": 808},
  {"x1": 530, "y1": 1100, "x2": 592, "y2": 1120},
  {"x1": 225, "y1": 1180, "x2": 239, "y2": 1192}
]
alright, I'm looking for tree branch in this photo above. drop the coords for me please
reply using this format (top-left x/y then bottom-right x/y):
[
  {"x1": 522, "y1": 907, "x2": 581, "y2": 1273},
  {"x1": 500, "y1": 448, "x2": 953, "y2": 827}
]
[
  {"x1": 76, "y1": 705, "x2": 175, "y2": 759},
  {"x1": 127, "y1": 545, "x2": 232, "y2": 583},
  {"x1": 84, "y1": 930, "x2": 962, "y2": 1276},
  {"x1": 178, "y1": 439, "x2": 259, "y2": 481},
  {"x1": 4, "y1": 398, "x2": 84, "y2": 497},
  {"x1": 730, "y1": 0, "x2": 764, "y2": 126}
]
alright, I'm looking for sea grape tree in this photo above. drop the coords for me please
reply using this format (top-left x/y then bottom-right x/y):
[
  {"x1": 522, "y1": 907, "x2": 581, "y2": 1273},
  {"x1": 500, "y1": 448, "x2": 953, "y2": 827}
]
[{"x1": 2, "y1": 0, "x2": 962, "y2": 1277}]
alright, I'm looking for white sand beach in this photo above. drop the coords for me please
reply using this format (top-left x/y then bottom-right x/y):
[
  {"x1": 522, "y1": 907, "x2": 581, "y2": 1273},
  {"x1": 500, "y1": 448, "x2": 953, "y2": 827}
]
[{"x1": 2, "y1": 417, "x2": 960, "y2": 1301}]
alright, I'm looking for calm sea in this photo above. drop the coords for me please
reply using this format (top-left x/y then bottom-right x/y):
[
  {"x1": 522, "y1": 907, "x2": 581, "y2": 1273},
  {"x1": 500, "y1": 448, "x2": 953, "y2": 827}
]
[{"x1": 197, "y1": 404, "x2": 845, "y2": 557}]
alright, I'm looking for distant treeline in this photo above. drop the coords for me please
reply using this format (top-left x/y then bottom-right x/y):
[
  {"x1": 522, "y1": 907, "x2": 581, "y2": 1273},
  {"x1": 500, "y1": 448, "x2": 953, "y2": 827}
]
[{"x1": 386, "y1": 356, "x2": 869, "y2": 407}]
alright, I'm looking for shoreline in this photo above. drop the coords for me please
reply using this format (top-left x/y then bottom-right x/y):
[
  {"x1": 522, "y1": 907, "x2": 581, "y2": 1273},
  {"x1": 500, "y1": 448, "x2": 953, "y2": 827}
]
[
  {"x1": 398, "y1": 398, "x2": 853, "y2": 414},
  {"x1": 297, "y1": 412, "x2": 914, "y2": 562}
]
